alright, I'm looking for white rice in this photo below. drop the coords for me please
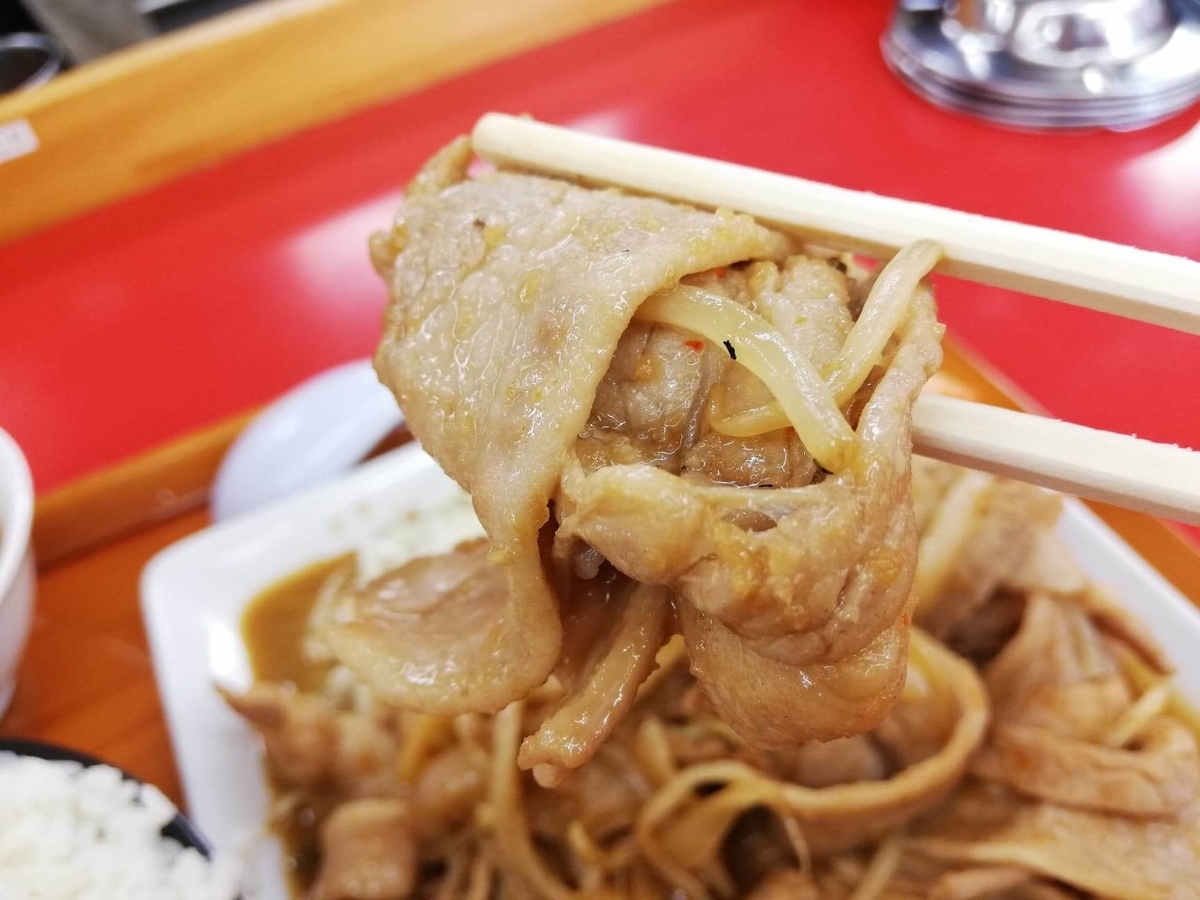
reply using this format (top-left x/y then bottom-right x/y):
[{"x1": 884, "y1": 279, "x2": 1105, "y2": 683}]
[
  {"x1": 0, "y1": 752, "x2": 241, "y2": 900},
  {"x1": 302, "y1": 485, "x2": 484, "y2": 669},
  {"x1": 354, "y1": 487, "x2": 484, "y2": 584}
]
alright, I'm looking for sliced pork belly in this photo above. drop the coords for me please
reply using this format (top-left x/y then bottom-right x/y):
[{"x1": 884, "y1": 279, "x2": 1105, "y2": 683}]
[
  {"x1": 972, "y1": 592, "x2": 1198, "y2": 817},
  {"x1": 355, "y1": 137, "x2": 942, "y2": 778}
]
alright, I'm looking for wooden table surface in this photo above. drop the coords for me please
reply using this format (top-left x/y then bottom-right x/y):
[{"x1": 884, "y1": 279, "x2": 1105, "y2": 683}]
[
  {"x1": 0, "y1": 0, "x2": 666, "y2": 245},
  {"x1": 0, "y1": 512, "x2": 207, "y2": 802}
]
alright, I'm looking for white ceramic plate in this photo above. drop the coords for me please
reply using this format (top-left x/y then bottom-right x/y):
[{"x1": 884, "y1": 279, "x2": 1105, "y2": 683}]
[
  {"x1": 0, "y1": 427, "x2": 35, "y2": 720},
  {"x1": 141, "y1": 443, "x2": 1200, "y2": 900}
]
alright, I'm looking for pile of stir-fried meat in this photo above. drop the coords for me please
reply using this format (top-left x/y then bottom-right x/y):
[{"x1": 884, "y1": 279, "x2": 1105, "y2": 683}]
[
  {"x1": 224, "y1": 458, "x2": 1200, "y2": 900},
  {"x1": 338, "y1": 138, "x2": 943, "y2": 788},
  {"x1": 223, "y1": 140, "x2": 1200, "y2": 898}
]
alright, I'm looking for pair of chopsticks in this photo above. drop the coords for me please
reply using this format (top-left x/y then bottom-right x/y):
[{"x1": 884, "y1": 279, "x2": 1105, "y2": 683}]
[{"x1": 470, "y1": 114, "x2": 1200, "y2": 525}]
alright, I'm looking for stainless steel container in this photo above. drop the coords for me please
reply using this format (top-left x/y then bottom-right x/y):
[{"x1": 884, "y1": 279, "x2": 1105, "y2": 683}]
[
  {"x1": 0, "y1": 32, "x2": 63, "y2": 94},
  {"x1": 882, "y1": 0, "x2": 1200, "y2": 129}
]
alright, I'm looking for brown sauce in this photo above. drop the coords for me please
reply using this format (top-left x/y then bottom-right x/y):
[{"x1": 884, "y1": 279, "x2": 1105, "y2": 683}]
[
  {"x1": 240, "y1": 554, "x2": 353, "y2": 896},
  {"x1": 242, "y1": 555, "x2": 350, "y2": 691}
]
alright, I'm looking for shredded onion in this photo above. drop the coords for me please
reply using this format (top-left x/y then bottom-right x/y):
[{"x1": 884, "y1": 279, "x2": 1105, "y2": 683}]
[
  {"x1": 635, "y1": 285, "x2": 855, "y2": 471},
  {"x1": 704, "y1": 240, "x2": 942, "y2": 441}
]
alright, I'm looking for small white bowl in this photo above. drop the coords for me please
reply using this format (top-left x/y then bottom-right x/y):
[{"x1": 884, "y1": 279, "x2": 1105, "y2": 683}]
[{"x1": 0, "y1": 428, "x2": 35, "y2": 719}]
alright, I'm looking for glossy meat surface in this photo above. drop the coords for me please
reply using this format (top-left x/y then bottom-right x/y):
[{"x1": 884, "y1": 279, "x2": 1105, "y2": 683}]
[
  {"x1": 228, "y1": 459, "x2": 1200, "y2": 900},
  {"x1": 366, "y1": 142, "x2": 941, "y2": 765}
]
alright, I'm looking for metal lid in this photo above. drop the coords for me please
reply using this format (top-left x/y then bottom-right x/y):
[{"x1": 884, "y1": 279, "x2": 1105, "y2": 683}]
[
  {"x1": 882, "y1": 0, "x2": 1200, "y2": 130},
  {"x1": 0, "y1": 33, "x2": 64, "y2": 94}
]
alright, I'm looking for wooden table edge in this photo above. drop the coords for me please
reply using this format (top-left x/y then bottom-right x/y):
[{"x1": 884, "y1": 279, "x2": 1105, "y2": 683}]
[{"x1": 0, "y1": 0, "x2": 668, "y2": 246}]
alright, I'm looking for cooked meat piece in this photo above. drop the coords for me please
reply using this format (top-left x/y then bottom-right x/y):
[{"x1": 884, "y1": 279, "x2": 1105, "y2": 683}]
[
  {"x1": 912, "y1": 468, "x2": 1061, "y2": 641},
  {"x1": 760, "y1": 735, "x2": 890, "y2": 788},
  {"x1": 557, "y1": 263, "x2": 940, "y2": 747},
  {"x1": 1010, "y1": 886, "x2": 1081, "y2": 900},
  {"x1": 374, "y1": 139, "x2": 791, "y2": 551},
  {"x1": 577, "y1": 319, "x2": 724, "y2": 473},
  {"x1": 1002, "y1": 528, "x2": 1172, "y2": 674},
  {"x1": 928, "y1": 866, "x2": 1032, "y2": 899},
  {"x1": 220, "y1": 683, "x2": 395, "y2": 797},
  {"x1": 678, "y1": 600, "x2": 913, "y2": 748},
  {"x1": 744, "y1": 868, "x2": 820, "y2": 900},
  {"x1": 1064, "y1": 585, "x2": 1174, "y2": 675},
  {"x1": 412, "y1": 745, "x2": 488, "y2": 830},
  {"x1": 1001, "y1": 676, "x2": 1131, "y2": 742},
  {"x1": 969, "y1": 591, "x2": 1199, "y2": 815},
  {"x1": 943, "y1": 591, "x2": 1026, "y2": 668},
  {"x1": 911, "y1": 457, "x2": 963, "y2": 534},
  {"x1": 330, "y1": 539, "x2": 527, "y2": 715},
  {"x1": 1001, "y1": 530, "x2": 1088, "y2": 597},
  {"x1": 636, "y1": 631, "x2": 988, "y2": 859},
  {"x1": 913, "y1": 782, "x2": 1200, "y2": 900},
  {"x1": 335, "y1": 538, "x2": 669, "y2": 787},
  {"x1": 368, "y1": 138, "x2": 943, "y2": 762},
  {"x1": 984, "y1": 594, "x2": 1118, "y2": 723},
  {"x1": 312, "y1": 798, "x2": 417, "y2": 900},
  {"x1": 974, "y1": 716, "x2": 1198, "y2": 816},
  {"x1": 874, "y1": 653, "x2": 967, "y2": 771},
  {"x1": 557, "y1": 260, "x2": 938, "y2": 656},
  {"x1": 519, "y1": 573, "x2": 669, "y2": 787},
  {"x1": 532, "y1": 744, "x2": 651, "y2": 842},
  {"x1": 789, "y1": 631, "x2": 989, "y2": 855},
  {"x1": 371, "y1": 137, "x2": 790, "y2": 721}
]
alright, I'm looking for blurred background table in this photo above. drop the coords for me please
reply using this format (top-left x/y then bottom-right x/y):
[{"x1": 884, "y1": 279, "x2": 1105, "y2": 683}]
[{"x1": 0, "y1": 0, "x2": 1197, "y2": 803}]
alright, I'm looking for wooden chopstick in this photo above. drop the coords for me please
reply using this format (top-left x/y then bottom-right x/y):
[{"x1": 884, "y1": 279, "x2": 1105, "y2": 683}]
[
  {"x1": 914, "y1": 396, "x2": 1200, "y2": 525},
  {"x1": 472, "y1": 114, "x2": 1200, "y2": 336},
  {"x1": 470, "y1": 114, "x2": 1200, "y2": 524}
]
